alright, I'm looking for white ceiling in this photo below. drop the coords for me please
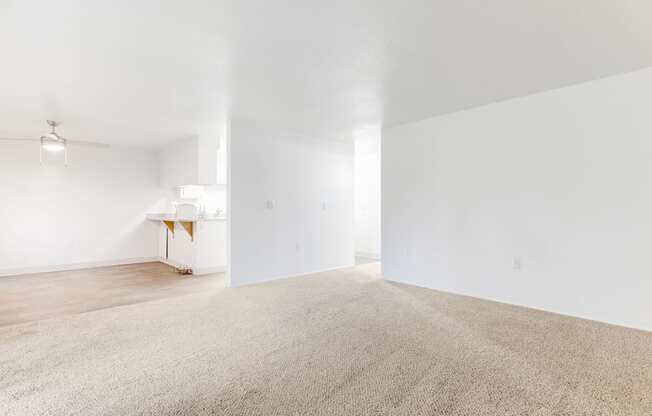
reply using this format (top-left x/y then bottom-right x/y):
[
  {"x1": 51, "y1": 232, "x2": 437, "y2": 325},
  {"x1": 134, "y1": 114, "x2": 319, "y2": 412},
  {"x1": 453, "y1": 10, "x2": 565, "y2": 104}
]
[{"x1": 2, "y1": 0, "x2": 652, "y2": 147}]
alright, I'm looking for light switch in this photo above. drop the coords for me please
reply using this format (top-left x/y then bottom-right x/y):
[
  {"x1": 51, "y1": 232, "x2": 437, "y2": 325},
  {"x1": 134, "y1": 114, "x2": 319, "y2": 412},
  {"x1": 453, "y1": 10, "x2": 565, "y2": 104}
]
[{"x1": 513, "y1": 257, "x2": 522, "y2": 271}]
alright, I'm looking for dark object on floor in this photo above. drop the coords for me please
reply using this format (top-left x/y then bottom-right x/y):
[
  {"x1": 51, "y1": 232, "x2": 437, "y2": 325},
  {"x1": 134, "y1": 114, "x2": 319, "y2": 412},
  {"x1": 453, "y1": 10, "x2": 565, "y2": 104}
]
[{"x1": 175, "y1": 266, "x2": 193, "y2": 275}]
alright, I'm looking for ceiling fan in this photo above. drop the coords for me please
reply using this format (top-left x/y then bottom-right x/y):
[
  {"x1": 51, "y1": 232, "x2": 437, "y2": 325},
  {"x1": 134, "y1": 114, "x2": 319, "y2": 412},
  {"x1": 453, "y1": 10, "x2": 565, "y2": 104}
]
[{"x1": 0, "y1": 120, "x2": 110, "y2": 165}]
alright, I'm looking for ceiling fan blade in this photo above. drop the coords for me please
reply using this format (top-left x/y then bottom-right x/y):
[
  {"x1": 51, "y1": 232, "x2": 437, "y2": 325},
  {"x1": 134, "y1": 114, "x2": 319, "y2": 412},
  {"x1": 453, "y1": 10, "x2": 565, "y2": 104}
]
[
  {"x1": 1, "y1": 137, "x2": 110, "y2": 148},
  {"x1": 0, "y1": 137, "x2": 39, "y2": 142},
  {"x1": 66, "y1": 139, "x2": 110, "y2": 148}
]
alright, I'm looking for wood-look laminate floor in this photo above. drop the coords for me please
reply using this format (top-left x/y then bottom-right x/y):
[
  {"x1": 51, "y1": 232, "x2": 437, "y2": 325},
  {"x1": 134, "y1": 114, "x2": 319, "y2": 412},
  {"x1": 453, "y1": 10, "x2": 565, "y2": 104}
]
[{"x1": 0, "y1": 262, "x2": 224, "y2": 327}]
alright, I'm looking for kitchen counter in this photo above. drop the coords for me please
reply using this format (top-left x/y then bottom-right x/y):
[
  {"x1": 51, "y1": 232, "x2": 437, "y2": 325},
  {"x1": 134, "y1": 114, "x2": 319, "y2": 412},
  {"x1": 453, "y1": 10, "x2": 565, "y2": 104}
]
[
  {"x1": 147, "y1": 213, "x2": 227, "y2": 275},
  {"x1": 146, "y1": 213, "x2": 226, "y2": 222}
]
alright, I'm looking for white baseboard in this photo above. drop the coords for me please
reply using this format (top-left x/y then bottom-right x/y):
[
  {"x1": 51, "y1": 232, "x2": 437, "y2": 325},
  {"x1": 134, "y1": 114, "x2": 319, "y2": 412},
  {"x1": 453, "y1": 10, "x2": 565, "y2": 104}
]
[
  {"x1": 158, "y1": 258, "x2": 183, "y2": 269},
  {"x1": 0, "y1": 257, "x2": 160, "y2": 278},
  {"x1": 382, "y1": 275, "x2": 652, "y2": 333},
  {"x1": 355, "y1": 252, "x2": 381, "y2": 260}
]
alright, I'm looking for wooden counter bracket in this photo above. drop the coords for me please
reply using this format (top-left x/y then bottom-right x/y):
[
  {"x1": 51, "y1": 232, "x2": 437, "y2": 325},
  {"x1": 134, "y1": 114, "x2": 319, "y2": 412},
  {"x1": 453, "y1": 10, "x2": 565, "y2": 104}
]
[
  {"x1": 163, "y1": 220, "x2": 175, "y2": 235},
  {"x1": 179, "y1": 221, "x2": 194, "y2": 241}
]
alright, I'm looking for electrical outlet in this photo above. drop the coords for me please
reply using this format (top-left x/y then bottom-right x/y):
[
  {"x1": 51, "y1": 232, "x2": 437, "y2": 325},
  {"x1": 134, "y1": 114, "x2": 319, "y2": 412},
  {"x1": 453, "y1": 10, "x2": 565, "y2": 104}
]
[{"x1": 513, "y1": 257, "x2": 522, "y2": 271}]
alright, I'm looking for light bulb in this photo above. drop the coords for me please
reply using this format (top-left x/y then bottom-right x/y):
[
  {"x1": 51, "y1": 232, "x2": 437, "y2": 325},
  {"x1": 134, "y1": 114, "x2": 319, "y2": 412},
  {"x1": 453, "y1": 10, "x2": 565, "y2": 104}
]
[{"x1": 42, "y1": 142, "x2": 65, "y2": 152}]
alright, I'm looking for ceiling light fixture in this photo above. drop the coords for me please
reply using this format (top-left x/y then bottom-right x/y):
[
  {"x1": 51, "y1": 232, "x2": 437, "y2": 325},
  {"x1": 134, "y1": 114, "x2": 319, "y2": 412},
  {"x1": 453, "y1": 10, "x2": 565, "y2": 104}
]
[
  {"x1": 0, "y1": 120, "x2": 110, "y2": 166},
  {"x1": 41, "y1": 136, "x2": 66, "y2": 152},
  {"x1": 40, "y1": 120, "x2": 68, "y2": 164}
]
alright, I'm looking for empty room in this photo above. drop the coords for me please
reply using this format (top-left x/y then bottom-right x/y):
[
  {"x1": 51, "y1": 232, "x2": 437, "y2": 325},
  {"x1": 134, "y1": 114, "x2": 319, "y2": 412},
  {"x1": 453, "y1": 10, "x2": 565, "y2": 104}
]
[{"x1": 1, "y1": 1, "x2": 651, "y2": 415}]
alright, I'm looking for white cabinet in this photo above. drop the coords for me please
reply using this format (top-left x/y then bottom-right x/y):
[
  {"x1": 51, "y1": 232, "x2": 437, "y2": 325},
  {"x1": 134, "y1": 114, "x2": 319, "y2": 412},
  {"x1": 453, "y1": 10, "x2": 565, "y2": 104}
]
[
  {"x1": 159, "y1": 138, "x2": 198, "y2": 187},
  {"x1": 159, "y1": 135, "x2": 227, "y2": 187},
  {"x1": 193, "y1": 220, "x2": 227, "y2": 272},
  {"x1": 156, "y1": 218, "x2": 227, "y2": 275}
]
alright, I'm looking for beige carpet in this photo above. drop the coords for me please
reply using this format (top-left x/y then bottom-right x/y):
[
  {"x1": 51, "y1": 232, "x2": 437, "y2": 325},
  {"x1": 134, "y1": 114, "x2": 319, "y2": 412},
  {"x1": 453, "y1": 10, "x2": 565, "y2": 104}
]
[{"x1": 1, "y1": 263, "x2": 651, "y2": 415}]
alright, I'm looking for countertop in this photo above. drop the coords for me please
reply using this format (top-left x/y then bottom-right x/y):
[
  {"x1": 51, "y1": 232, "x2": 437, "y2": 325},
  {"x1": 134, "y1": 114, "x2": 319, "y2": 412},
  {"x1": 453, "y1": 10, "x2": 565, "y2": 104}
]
[{"x1": 146, "y1": 213, "x2": 226, "y2": 222}]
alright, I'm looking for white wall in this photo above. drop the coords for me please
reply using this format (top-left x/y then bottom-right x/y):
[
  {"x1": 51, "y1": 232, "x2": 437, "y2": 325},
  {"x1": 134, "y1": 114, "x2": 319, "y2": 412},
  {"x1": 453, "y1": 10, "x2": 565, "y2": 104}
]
[
  {"x1": 203, "y1": 186, "x2": 227, "y2": 215},
  {"x1": 0, "y1": 143, "x2": 171, "y2": 276},
  {"x1": 228, "y1": 122, "x2": 354, "y2": 287},
  {"x1": 383, "y1": 68, "x2": 652, "y2": 332},
  {"x1": 354, "y1": 127, "x2": 381, "y2": 259}
]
